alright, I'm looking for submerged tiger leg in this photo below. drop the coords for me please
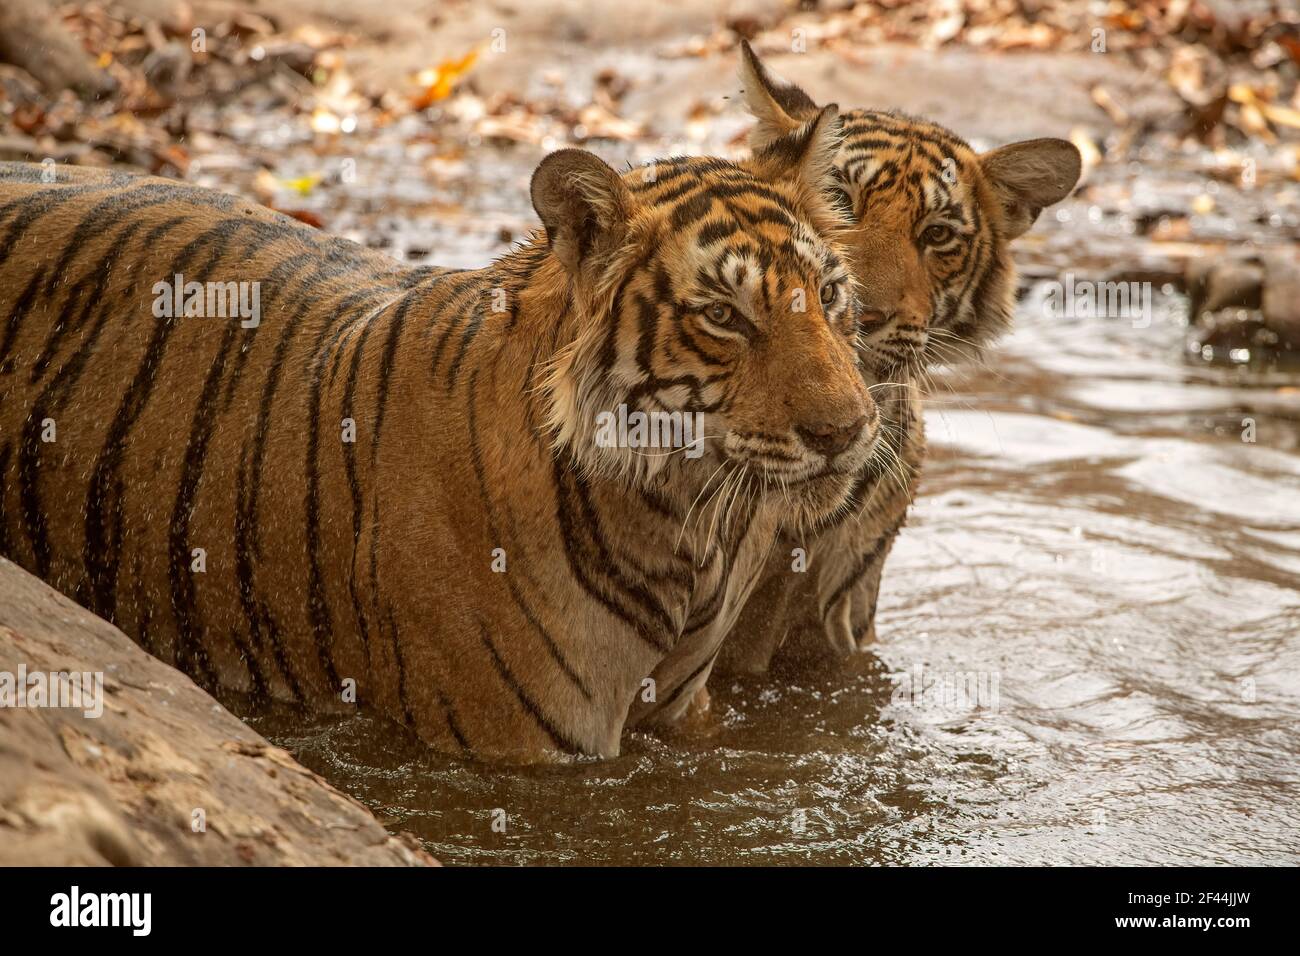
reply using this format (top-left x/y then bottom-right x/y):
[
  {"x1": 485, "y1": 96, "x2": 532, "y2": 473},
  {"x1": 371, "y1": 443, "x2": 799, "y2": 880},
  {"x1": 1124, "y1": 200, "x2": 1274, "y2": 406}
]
[
  {"x1": 713, "y1": 544, "x2": 804, "y2": 675},
  {"x1": 716, "y1": 385, "x2": 922, "y2": 674}
]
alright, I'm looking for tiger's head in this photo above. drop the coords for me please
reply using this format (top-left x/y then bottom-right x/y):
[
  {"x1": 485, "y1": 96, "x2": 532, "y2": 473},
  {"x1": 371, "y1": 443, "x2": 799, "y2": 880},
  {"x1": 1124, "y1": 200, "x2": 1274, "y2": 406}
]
[
  {"x1": 532, "y1": 109, "x2": 879, "y2": 525},
  {"x1": 739, "y1": 41, "x2": 1081, "y2": 377}
]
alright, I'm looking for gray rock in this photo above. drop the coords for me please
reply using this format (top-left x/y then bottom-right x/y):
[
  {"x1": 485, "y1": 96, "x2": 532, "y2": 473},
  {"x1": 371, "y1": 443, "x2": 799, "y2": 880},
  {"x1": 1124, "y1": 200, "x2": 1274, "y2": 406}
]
[
  {"x1": 0, "y1": 558, "x2": 435, "y2": 866},
  {"x1": 1186, "y1": 255, "x2": 1263, "y2": 319},
  {"x1": 1262, "y1": 250, "x2": 1300, "y2": 348}
]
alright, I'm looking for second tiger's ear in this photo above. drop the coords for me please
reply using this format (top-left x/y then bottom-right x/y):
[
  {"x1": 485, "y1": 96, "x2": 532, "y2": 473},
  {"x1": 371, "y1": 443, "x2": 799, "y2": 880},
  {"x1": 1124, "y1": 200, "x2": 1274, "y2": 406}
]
[
  {"x1": 979, "y1": 138, "x2": 1082, "y2": 239},
  {"x1": 530, "y1": 148, "x2": 631, "y2": 277},
  {"x1": 738, "y1": 39, "x2": 822, "y2": 150},
  {"x1": 749, "y1": 104, "x2": 848, "y2": 231}
]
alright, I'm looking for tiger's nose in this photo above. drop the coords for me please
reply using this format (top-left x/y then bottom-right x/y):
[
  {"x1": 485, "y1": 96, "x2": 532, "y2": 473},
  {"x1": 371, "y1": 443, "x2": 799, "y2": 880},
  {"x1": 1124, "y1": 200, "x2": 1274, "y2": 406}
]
[
  {"x1": 796, "y1": 415, "x2": 868, "y2": 459},
  {"x1": 858, "y1": 309, "x2": 894, "y2": 334}
]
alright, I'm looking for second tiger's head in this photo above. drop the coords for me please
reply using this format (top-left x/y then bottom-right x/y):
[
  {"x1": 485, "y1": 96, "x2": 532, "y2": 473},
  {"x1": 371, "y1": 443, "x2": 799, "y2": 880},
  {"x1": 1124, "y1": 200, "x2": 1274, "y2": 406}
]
[
  {"x1": 738, "y1": 40, "x2": 1082, "y2": 379},
  {"x1": 532, "y1": 109, "x2": 878, "y2": 523}
]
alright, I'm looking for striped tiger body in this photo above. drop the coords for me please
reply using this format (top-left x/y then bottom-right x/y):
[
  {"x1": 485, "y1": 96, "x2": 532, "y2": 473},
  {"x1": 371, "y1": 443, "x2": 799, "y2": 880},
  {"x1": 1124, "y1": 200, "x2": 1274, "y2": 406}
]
[
  {"x1": 0, "y1": 108, "x2": 880, "y2": 762},
  {"x1": 672, "y1": 44, "x2": 1081, "y2": 692}
]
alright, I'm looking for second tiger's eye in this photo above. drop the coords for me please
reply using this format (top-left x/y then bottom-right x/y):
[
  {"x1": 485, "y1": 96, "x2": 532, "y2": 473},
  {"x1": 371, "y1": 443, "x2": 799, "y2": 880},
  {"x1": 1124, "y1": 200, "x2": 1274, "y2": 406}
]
[
  {"x1": 706, "y1": 303, "x2": 735, "y2": 325},
  {"x1": 922, "y1": 224, "x2": 955, "y2": 245}
]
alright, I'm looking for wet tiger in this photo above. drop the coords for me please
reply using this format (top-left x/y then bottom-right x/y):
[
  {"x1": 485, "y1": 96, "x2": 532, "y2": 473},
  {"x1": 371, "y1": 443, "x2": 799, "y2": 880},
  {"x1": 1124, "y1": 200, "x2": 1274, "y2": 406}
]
[
  {"x1": 0, "y1": 106, "x2": 880, "y2": 762},
  {"x1": 630, "y1": 44, "x2": 1081, "y2": 717},
  {"x1": 722, "y1": 41, "x2": 1082, "y2": 674}
]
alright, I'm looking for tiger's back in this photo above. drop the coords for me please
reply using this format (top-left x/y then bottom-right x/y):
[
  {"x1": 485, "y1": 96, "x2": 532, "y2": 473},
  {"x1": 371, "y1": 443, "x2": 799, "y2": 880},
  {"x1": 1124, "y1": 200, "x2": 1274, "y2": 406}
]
[{"x1": 0, "y1": 163, "x2": 433, "y2": 704}]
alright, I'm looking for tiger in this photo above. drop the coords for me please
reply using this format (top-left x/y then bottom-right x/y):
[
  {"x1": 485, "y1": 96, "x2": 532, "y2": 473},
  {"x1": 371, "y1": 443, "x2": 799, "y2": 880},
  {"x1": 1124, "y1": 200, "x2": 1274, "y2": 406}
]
[
  {"x1": 0, "y1": 104, "x2": 882, "y2": 763},
  {"x1": 630, "y1": 42, "x2": 1081, "y2": 722}
]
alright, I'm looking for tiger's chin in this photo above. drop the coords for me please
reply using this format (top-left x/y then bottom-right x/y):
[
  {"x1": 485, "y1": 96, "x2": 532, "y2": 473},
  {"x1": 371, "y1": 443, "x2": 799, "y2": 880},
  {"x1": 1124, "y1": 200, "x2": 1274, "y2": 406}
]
[
  {"x1": 742, "y1": 464, "x2": 864, "y2": 532},
  {"x1": 727, "y1": 426, "x2": 881, "y2": 529},
  {"x1": 781, "y1": 469, "x2": 863, "y2": 531}
]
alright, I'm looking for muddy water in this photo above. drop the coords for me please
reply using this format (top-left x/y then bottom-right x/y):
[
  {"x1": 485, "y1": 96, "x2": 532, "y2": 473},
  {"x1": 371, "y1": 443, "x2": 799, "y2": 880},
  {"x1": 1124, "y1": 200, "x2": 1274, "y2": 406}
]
[{"x1": 243, "y1": 284, "x2": 1300, "y2": 865}]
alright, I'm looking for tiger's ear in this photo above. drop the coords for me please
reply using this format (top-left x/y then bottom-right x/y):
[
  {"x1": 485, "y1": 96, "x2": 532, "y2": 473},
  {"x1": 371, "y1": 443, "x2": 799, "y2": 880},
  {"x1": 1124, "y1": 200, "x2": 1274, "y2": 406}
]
[
  {"x1": 738, "y1": 39, "x2": 821, "y2": 150},
  {"x1": 530, "y1": 148, "x2": 631, "y2": 277},
  {"x1": 979, "y1": 138, "x2": 1081, "y2": 239},
  {"x1": 749, "y1": 104, "x2": 846, "y2": 229}
]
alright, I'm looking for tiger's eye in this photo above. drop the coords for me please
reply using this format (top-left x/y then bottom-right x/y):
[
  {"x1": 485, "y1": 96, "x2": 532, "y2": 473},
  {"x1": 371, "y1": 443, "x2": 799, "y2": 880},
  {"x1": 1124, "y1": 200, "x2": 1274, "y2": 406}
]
[
  {"x1": 922, "y1": 224, "x2": 955, "y2": 245},
  {"x1": 820, "y1": 281, "x2": 839, "y2": 306},
  {"x1": 706, "y1": 303, "x2": 734, "y2": 325}
]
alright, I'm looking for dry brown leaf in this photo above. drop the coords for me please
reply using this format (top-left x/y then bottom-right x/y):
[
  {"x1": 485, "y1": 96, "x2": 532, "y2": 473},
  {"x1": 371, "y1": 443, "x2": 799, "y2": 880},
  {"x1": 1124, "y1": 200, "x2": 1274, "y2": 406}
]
[{"x1": 1090, "y1": 86, "x2": 1130, "y2": 126}]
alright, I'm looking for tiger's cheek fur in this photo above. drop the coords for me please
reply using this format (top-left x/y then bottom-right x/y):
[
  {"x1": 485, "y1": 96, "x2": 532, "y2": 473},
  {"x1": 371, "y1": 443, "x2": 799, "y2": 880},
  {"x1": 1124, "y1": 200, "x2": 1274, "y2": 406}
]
[{"x1": 848, "y1": 224, "x2": 932, "y2": 334}]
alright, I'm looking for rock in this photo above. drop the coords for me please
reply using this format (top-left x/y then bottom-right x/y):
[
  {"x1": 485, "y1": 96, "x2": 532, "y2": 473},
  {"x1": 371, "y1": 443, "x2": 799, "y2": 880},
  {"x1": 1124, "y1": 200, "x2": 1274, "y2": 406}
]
[
  {"x1": 115, "y1": 0, "x2": 194, "y2": 37},
  {"x1": 1261, "y1": 250, "x2": 1300, "y2": 349},
  {"x1": 1195, "y1": 312, "x2": 1274, "y2": 353},
  {"x1": 0, "y1": 135, "x2": 101, "y2": 165},
  {"x1": 0, "y1": 558, "x2": 435, "y2": 866},
  {"x1": 0, "y1": 0, "x2": 116, "y2": 99},
  {"x1": 1186, "y1": 255, "x2": 1263, "y2": 318},
  {"x1": 141, "y1": 42, "x2": 194, "y2": 95},
  {"x1": 0, "y1": 64, "x2": 42, "y2": 105},
  {"x1": 1186, "y1": 251, "x2": 1300, "y2": 358}
]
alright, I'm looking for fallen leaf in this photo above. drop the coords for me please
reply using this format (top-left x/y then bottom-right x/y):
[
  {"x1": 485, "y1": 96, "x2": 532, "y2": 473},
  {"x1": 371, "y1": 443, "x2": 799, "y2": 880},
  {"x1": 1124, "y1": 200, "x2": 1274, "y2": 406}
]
[
  {"x1": 280, "y1": 172, "x2": 323, "y2": 196},
  {"x1": 1259, "y1": 101, "x2": 1300, "y2": 130},
  {"x1": 1090, "y1": 85, "x2": 1129, "y2": 126},
  {"x1": 411, "y1": 49, "x2": 479, "y2": 110},
  {"x1": 255, "y1": 169, "x2": 323, "y2": 197},
  {"x1": 1068, "y1": 127, "x2": 1102, "y2": 179},
  {"x1": 272, "y1": 208, "x2": 325, "y2": 228}
]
